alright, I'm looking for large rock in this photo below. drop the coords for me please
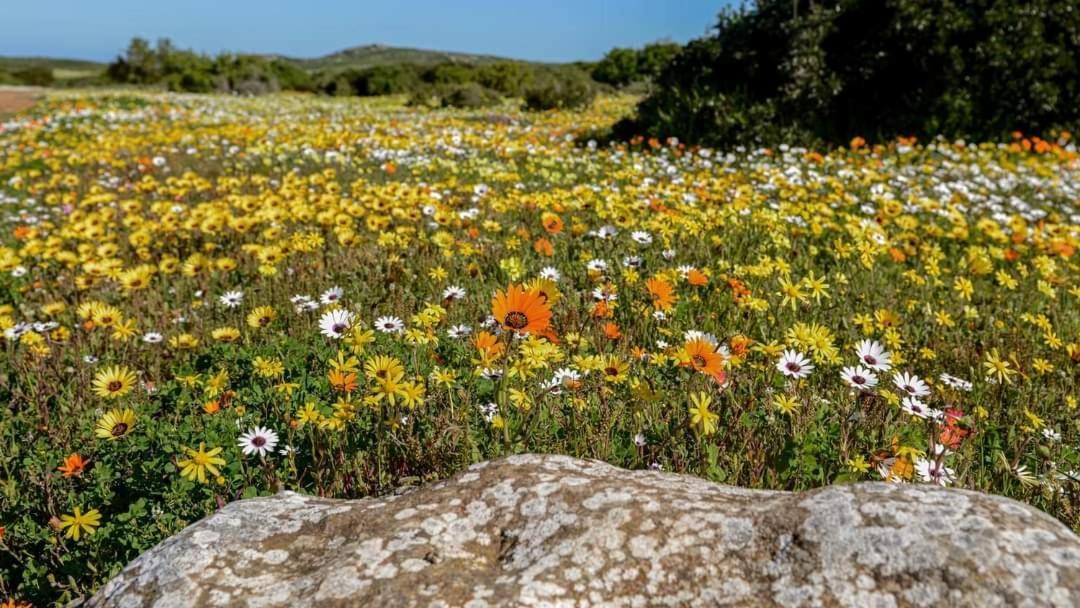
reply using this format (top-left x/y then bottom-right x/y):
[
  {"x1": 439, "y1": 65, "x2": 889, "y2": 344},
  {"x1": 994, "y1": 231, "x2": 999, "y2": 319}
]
[{"x1": 89, "y1": 454, "x2": 1080, "y2": 607}]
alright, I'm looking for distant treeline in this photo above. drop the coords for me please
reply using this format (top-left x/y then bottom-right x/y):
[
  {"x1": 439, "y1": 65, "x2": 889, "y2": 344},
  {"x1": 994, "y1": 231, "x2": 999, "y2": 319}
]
[{"x1": 44, "y1": 37, "x2": 677, "y2": 110}]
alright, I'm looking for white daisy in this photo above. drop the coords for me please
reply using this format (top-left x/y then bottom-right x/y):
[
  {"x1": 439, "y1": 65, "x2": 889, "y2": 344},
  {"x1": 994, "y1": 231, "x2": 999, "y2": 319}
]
[
  {"x1": 901, "y1": 396, "x2": 935, "y2": 419},
  {"x1": 893, "y1": 371, "x2": 930, "y2": 398},
  {"x1": 777, "y1": 349, "x2": 814, "y2": 379},
  {"x1": 539, "y1": 266, "x2": 561, "y2": 281},
  {"x1": 854, "y1": 339, "x2": 892, "y2": 371},
  {"x1": 219, "y1": 290, "x2": 244, "y2": 308},
  {"x1": 142, "y1": 332, "x2": 164, "y2": 344},
  {"x1": 447, "y1": 324, "x2": 472, "y2": 339},
  {"x1": 939, "y1": 372, "x2": 973, "y2": 392},
  {"x1": 442, "y1": 286, "x2": 466, "y2": 301},
  {"x1": 320, "y1": 286, "x2": 344, "y2": 305},
  {"x1": 238, "y1": 426, "x2": 279, "y2": 457},
  {"x1": 840, "y1": 366, "x2": 878, "y2": 391},
  {"x1": 631, "y1": 231, "x2": 653, "y2": 245},
  {"x1": 374, "y1": 316, "x2": 405, "y2": 334},
  {"x1": 318, "y1": 309, "x2": 355, "y2": 339}
]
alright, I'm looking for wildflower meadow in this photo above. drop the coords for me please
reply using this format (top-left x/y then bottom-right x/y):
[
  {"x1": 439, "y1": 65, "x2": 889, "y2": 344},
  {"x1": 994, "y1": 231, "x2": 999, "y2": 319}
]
[{"x1": 1, "y1": 92, "x2": 1078, "y2": 604}]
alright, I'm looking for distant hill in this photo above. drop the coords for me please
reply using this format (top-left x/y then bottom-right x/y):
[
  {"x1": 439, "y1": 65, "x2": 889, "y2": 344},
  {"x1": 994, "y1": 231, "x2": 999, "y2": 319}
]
[
  {"x1": 0, "y1": 56, "x2": 105, "y2": 81},
  {"x1": 286, "y1": 44, "x2": 546, "y2": 72}
]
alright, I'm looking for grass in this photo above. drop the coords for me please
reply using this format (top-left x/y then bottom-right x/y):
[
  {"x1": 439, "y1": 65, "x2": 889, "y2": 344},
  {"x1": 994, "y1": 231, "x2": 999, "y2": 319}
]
[{"x1": 0, "y1": 91, "x2": 1077, "y2": 605}]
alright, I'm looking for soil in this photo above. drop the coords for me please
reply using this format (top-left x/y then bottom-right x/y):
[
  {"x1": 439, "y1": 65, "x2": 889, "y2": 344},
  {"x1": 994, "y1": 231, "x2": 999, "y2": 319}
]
[{"x1": 0, "y1": 89, "x2": 39, "y2": 114}]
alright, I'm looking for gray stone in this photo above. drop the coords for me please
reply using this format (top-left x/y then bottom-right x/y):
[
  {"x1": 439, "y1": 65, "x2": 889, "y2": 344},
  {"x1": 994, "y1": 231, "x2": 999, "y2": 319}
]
[{"x1": 88, "y1": 454, "x2": 1080, "y2": 607}]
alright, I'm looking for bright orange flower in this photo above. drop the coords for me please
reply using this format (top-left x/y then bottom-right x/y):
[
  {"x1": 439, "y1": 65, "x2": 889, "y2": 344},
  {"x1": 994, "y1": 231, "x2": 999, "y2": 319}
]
[
  {"x1": 202, "y1": 400, "x2": 221, "y2": 415},
  {"x1": 57, "y1": 453, "x2": 88, "y2": 478},
  {"x1": 491, "y1": 285, "x2": 552, "y2": 335},
  {"x1": 645, "y1": 277, "x2": 677, "y2": 311},
  {"x1": 329, "y1": 370, "x2": 359, "y2": 393},
  {"x1": 533, "y1": 238, "x2": 554, "y2": 256},
  {"x1": 473, "y1": 331, "x2": 505, "y2": 356},
  {"x1": 541, "y1": 212, "x2": 564, "y2": 234},
  {"x1": 602, "y1": 322, "x2": 621, "y2": 340},
  {"x1": 682, "y1": 339, "x2": 725, "y2": 381},
  {"x1": 686, "y1": 269, "x2": 709, "y2": 286}
]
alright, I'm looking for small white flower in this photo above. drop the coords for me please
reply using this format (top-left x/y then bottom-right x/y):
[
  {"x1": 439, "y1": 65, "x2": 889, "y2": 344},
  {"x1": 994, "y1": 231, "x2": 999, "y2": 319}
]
[
  {"x1": 320, "y1": 286, "x2": 344, "y2": 305},
  {"x1": 901, "y1": 396, "x2": 934, "y2": 419},
  {"x1": 318, "y1": 309, "x2": 355, "y2": 339},
  {"x1": 219, "y1": 290, "x2": 244, "y2": 308},
  {"x1": 777, "y1": 349, "x2": 814, "y2": 379},
  {"x1": 539, "y1": 266, "x2": 561, "y2": 281},
  {"x1": 238, "y1": 426, "x2": 279, "y2": 457},
  {"x1": 442, "y1": 286, "x2": 466, "y2": 301},
  {"x1": 374, "y1": 316, "x2": 405, "y2": 334},
  {"x1": 893, "y1": 371, "x2": 930, "y2": 398},
  {"x1": 634, "y1": 433, "x2": 647, "y2": 447},
  {"x1": 83, "y1": 354, "x2": 99, "y2": 364},
  {"x1": 631, "y1": 231, "x2": 653, "y2": 245},
  {"x1": 447, "y1": 324, "x2": 472, "y2": 339},
  {"x1": 915, "y1": 457, "x2": 955, "y2": 486},
  {"x1": 142, "y1": 332, "x2": 164, "y2": 344},
  {"x1": 840, "y1": 366, "x2": 878, "y2": 391},
  {"x1": 855, "y1": 340, "x2": 892, "y2": 371}
]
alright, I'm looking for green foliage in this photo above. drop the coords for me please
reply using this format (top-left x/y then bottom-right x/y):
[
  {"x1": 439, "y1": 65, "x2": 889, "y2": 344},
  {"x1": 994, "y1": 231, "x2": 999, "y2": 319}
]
[
  {"x1": 523, "y1": 68, "x2": 596, "y2": 111},
  {"x1": 13, "y1": 66, "x2": 55, "y2": 87},
  {"x1": 106, "y1": 37, "x2": 310, "y2": 95},
  {"x1": 439, "y1": 82, "x2": 503, "y2": 109},
  {"x1": 625, "y1": 0, "x2": 1080, "y2": 147},
  {"x1": 592, "y1": 42, "x2": 681, "y2": 87}
]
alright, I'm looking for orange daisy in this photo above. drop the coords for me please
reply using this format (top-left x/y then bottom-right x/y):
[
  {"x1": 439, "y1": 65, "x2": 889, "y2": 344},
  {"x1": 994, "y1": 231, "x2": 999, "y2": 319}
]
[
  {"x1": 646, "y1": 277, "x2": 677, "y2": 311},
  {"x1": 682, "y1": 338, "x2": 725, "y2": 381},
  {"x1": 491, "y1": 285, "x2": 552, "y2": 335},
  {"x1": 57, "y1": 453, "x2": 88, "y2": 478}
]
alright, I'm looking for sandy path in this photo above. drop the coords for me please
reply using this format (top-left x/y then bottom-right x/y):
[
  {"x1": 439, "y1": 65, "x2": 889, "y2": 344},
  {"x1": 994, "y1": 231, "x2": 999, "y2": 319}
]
[{"x1": 0, "y1": 87, "x2": 41, "y2": 114}]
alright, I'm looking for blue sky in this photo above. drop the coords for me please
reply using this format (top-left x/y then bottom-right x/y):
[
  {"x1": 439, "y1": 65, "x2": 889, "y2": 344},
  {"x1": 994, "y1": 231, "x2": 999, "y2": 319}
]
[{"x1": 1, "y1": 1, "x2": 728, "y2": 63}]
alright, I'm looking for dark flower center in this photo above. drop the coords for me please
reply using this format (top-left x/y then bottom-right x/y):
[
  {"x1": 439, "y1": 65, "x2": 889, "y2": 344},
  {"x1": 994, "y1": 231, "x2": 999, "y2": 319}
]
[
  {"x1": 692, "y1": 355, "x2": 707, "y2": 368},
  {"x1": 259, "y1": 316, "x2": 271, "y2": 326},
  {"x1": 107, "y1": 380, "x2": 123, "y2": 391},
  {"x1": 864, "y1": 355, "x2": 877, "y2": 364},
  {"x1": 787, "y1": 363, "x2": 800, "y2": 372},
  {"x1": 111, "y1": 423, "x2": 128, "y2": 436},
  {"x1": 605, "y1": 367, "x2": 619, "y2": 376},
  {"x1": 332, "y1": 323, "x2": 347, "y2": 333},
  {"x1": 252, "y1": 436, "x2": 266, "y2": 447},
  {"x1": 504, "y1": 311, "x2": 529, "y2": 330}
]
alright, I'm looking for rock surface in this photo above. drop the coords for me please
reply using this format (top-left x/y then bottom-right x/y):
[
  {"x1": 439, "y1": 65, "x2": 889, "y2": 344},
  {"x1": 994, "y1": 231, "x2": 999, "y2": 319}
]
[{"x1": 89, "y1": 454, "x2": 1080, "y2": 607}]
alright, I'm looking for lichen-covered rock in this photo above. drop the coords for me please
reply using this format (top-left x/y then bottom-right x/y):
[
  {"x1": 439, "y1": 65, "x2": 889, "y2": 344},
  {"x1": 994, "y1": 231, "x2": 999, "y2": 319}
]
[{"x1": 89, "y1": 454, "x2": 1080, "y2": 608}]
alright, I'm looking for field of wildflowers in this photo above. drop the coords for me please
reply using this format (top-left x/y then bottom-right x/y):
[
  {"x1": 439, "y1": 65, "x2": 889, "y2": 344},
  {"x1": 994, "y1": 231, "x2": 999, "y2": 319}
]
[{"x1": 0, "y1": 92, "x2": 1078, "y2": 605}]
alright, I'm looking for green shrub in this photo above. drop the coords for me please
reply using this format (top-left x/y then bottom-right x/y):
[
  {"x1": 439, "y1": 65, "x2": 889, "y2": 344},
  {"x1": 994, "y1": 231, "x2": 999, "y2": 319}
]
[
  {"x1": 523, "y1": 68, "x2": 596, "y2": 111},
  {"x1": 439, "y1": 82, "x2": 502, "y2": 109},
  {"x1": 14, "y1": 66, "x2": 54, "y2": 87},
  {"x1": 625, "y1": 0, "x2": 1080, "y2": 147}
]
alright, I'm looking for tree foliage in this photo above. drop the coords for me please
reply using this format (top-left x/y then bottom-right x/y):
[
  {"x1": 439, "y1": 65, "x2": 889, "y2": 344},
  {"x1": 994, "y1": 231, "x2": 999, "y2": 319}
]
[{"x1": 623, "y1": 0, "x2": 1080, "y2": 147}]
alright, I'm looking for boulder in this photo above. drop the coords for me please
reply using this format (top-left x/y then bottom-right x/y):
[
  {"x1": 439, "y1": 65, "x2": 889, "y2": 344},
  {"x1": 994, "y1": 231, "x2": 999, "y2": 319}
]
[{"x1": 88, "y1": 454, "x2": 1080, "y2": 607}]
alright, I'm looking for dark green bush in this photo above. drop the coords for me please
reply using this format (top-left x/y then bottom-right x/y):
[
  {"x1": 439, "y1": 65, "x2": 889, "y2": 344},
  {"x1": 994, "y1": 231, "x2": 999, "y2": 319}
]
[
  {"x1": 624, "y1": 0, "x2": 1080, "y2": 147},
  {"x1": 523, "y1": 68, "x2": 596, "y2": 111},
  {"x1": 14, "y1": 66, "x2": 54, "y2": 86},
  {"x1": 439, "y1": 82, "x2": 502, "y2": 109},
  {"x1": 477, "y1": 62, "x2": 534, "y2": 97}
]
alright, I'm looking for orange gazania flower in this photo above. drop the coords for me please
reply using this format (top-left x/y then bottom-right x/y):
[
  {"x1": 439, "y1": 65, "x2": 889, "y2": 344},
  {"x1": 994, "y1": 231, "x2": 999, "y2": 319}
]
[
  {"x1": 645, "y1": 277, "x2": 677, "y2": 311},
  {"x1": 473, "y1": 330, "x2": 505, "y2": 356},
  {"x1": 491, "y1": 285, "x2": 552, "y2": 335},
  {"x1": 533, "y1": 238, "x2": 554, "y2": 257},
  {"x1": 682, "y1": 339, "x2": 725, "y2": 381},
  {"x1": 541, "y1": 212, "x2": 564, "y2": 234},
  {"x1": 686, "y1": 269, "x2": 709, "y2": 286},
  {"x1": 57, "y1": 453, "x2": 88, "y2": 478},
  {"x1": 329, "y1": 370, "x2": 359, "y2": 393},
  {"x1": 602, "y1": 322, "x2": 621, "y2": 340},
  {"x1": 202, "y1": 400, "x2": 221, "y2": 415}
]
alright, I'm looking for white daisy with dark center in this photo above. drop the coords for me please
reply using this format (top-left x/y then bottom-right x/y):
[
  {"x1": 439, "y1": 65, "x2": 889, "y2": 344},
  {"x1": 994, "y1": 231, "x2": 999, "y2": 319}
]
[
  {"x1": 777, "y1": 349, "x2": 814, "y2": 379},
  {"x1": 318, "y1": 309, "x2": 355, "y2": 340},
  {"x1": 238, "y1": 426, "x2": 279, "y2": 457}
]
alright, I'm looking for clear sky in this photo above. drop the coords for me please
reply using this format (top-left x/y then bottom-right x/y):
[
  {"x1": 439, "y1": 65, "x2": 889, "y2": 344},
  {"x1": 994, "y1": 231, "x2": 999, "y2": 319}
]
[{"x1": 0, "y1": 1, "x2": 729, "y2": 63}]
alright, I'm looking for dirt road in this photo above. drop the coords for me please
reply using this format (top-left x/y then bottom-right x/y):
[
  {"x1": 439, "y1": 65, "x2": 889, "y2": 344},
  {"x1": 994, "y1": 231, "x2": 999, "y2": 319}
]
[{"x1": 0, "y1": 87, "x2": 40, "y2": 114}]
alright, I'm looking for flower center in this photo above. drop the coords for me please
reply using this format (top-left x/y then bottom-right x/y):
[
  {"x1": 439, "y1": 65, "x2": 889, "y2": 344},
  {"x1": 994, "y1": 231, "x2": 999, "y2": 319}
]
[
  {"x1": 332, "y1": 323, "x2": 347, "y2": 333},
  {"x1": 504, "y1": 311, "x2": 529, "y2": 330},
  {"x1": 692, "y1": 355, "x2": 707, "y2": 368},
  {"x1": 107, "y1": 380, "x2": 123, "y2": 392},
  {"x1": 864, "y1": 355, "x2": 877, "y2": 364},
  {"x1": 787, "y1": 362, "x2": 800, "y2": 372},
  {"x1": 111, "y1": 423, "x2": 128, "y2": 436},
  {"x1": 252, "y1": 436, "x2": 266, "y2": 447},
  {"x1": 604, "y1": 367, "x2": 619, "y2": 376},
  {"x1": 259, "y1": 316, "x2": 271, "y2": 326}
]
